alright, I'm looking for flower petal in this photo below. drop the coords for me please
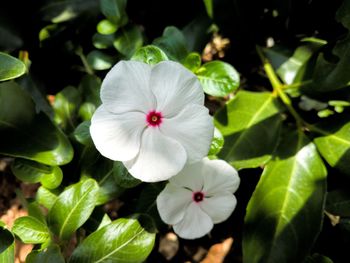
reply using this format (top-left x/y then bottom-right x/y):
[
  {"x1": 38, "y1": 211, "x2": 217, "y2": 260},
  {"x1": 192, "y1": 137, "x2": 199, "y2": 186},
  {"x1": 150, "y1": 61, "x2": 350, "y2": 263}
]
[
  {"x1": 173, "y1": 202, "x2": 213, "y2": 239},
  {"x1": 150, "y1": 61, "x2": 204, "y2": 117},
  {"x1": 160, "y1": 104, "x2": 214, "y2": 163},
  {"x1": 90, "y1": 106, "x2": 145, "y2": 161},
  {"x1": 156, "y1": 184, "x2": 192, "y2": 225},
  {"x1": 169, "y1": 162, "x2": 204, "y2": 192},
  {"x1": 124, "y1": 128, "x2": 187, "y2": 182},
  {"x1": 101, "y1": 60, "x2": 155, "y2": 114},
  {"x1": 200, "y1": 193, "x2": 237, "y2": 223},
  {"x1": 202, "y1": 158, "x2": 240, "y2": 195}
]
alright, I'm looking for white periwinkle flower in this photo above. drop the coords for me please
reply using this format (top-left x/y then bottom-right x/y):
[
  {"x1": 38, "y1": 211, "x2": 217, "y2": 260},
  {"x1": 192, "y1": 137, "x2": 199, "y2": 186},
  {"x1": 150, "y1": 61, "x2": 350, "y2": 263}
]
[
  {"x1": 156, "y1": 158, "x2": 240, "y2": 239},
  {"x1": 90, "y1": 60, "x2": 214, "y2": 182}
]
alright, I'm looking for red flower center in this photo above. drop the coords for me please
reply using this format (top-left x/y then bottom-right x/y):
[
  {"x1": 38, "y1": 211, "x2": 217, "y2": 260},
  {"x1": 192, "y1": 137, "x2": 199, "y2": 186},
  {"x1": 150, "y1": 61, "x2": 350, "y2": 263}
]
[
  {"x1": 146, "y1": 110, "x2": 163, "y2": 127},
  {"x1": 192, "y1": 191, "x2": 204, "y2": 203}
]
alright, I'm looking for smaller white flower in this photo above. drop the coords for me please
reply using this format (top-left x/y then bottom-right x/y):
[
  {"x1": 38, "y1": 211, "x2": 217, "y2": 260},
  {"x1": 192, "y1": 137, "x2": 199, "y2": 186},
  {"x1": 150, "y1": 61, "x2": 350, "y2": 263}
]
[{"x1": 156, "y1": 158, "x2": 240, "y2": 239}]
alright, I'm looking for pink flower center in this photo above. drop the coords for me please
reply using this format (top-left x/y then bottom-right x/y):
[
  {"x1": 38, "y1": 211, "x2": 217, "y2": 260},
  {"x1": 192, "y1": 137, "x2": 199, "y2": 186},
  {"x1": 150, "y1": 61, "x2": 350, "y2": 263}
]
[
  {"x1": 192, "y1": 191, "x2": 204, "y2": 203},
  {"x1": 146, "y1": 110, "x2": 163, "y2": 127}
]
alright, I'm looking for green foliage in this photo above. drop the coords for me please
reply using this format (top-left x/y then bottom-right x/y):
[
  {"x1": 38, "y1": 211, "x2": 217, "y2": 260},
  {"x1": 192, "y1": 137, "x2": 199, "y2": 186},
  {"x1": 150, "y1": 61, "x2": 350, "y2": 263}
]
[
  {"x1": 0, "y1": 52, "x2": 26, "y2": 81},
  {"x1": 26, "y1": 245, "x2": 65, "y2": 263},
  {"x1": 113, "y1": 25, "x2": 143, "y2": 58},
  {"x1": 0, "y1": 226, "x2": 14, "y2": 263},
  {"x1": 100, "y1": 0, "x2": 128, "y2": 27},
  {"x1": 131, "y1": 45, "x2": 169, "y2": 65},
  {"x1": 12, "y1": 216, "x2": 50, "y2": 244}
]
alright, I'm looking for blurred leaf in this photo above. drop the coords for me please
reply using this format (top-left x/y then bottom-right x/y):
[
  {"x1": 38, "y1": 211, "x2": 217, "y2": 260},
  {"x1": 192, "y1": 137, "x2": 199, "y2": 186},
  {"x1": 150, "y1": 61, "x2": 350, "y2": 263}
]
[
  {"x1": 113, "y1": 25, "x2": 143, "y2": 58},
  {"x1": 131, "y1": 45, "x2": 168, "y2": 65},
  {"x1": 87, "y1": 50, "x2": 116, "y2": 70},
  {"x1": 73, "y1": 121, "x2": 92, "y2": 145},
  {"x1": 182, "y1": 15, "x2": 212, "y2": 52},
  {"x1": 305, "y1": 254, "x2": 333, "y2": 263},
  {"x1": 0, "y1": 82, "x2": 73, "y2": 165},
  {"x1": 208, "y1": 127, "x2": 224, "y2": 156},
  {"x1": 97, "y1": 19, "x2": 118, "y2": 35},
  {"x1": 48, "y1": 179, "x2": 99, "y2": 240},
  {"x1": 0, "y1": 227, "x2": 14, "y2": 263},
  {"x1": 69, "y1": 218, "x2": 155, "y2": 263},
  {"x1": 197, "y1": 61, "x2": 240, "y2": 97},
  {"x1": 53, "y1": 85, "x2": 81, "y2": 132},
  {"x1": 203, "y1": 0, "x2": 213, "y2": 18},
  {"x1": 113, "y1": 161, "x2": 141, "y2": 188},
  {"x1": 214, "y1": 91, "x2": 283, "y2": 169},
  {"x1": 153, "y1": 26, "x2": 188, "y2": 61},
  {"x1": 92, "y1": 33, "x2": 114, "y2": 49},
  {"x1": 0, "y1": 52, "x2": 26, "y2": 81},
  {"x1": 36, "y1": 187, "x2": 58, "y2": 210},
  {"x1": 12, "y1": 216, "x2": 50, "y2": 244},
  {"x1": 0, "y1": 25, "x2": 22, "y2": 51},
  {"x1": 27, "y1": 245, "x2": 65, "y2": 263},
  {"x1": 263, "y1": 45, "x2": 292, "y2": 71},
  {"x1": 326, "y1": 190, "x2": 350, "y2": 217},
  {"x1": 79, "y1": 74, "x2": 101, "y2": 106},
  {"x1": 183, "y1": 52, "x2": 201, "y2": 72},
  {"x1": 313, "y1": 117, "x2": 350, "y2": 174},
  {"x1": 100, "y1": 0, "x2": 128, "y2": 27},
  {"x1": 243, "y1": 130, "x2": 327, "y2": 263},
  {"x1": 78, "y1": 102, "x2": 96, "y2": 121},
  {"x1": 11, "y1": 158, "x2": 63, "y2": 189}
]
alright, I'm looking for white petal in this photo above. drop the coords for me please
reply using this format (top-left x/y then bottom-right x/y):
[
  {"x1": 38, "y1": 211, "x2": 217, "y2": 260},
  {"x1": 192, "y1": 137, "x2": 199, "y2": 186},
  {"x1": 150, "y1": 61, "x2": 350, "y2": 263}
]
[
  {"x1": 156, "y1": 184, "x2": 192, "y2": 225},
  {"x1": 160, "y1": 104, "x2": 214, "y2": 163},
  {"x1": 124, "y1": 128, "x2": 187, "y2": 182},
  {"x1": 173, "y1": 202, "x2": 213, "y2": 239},
  {"x1": 169, "y1": 162, "x2": 204, "y2": 192},
  {"x1": 201, "y1": 158, "x2": 240, "y2": 195},
  {"x1": 101, "y1": 60, "x2": 155, "y2": 114},
  {"x1": 150, "y1": 61, "x2": 204, "y2": 117},
  {"x1": 200, "y1": 193, "x2": 237, "y2": 223},
  {"x1": 90, "y1": 106, "x2": 145, "y2": 161}
]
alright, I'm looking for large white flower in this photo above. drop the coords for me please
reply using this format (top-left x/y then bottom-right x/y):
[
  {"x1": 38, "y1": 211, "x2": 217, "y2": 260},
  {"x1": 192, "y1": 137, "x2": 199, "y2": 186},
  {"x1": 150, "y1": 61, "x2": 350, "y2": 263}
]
[
  {"x1": 156, "y1": 158, "x2": 240, "y2": 239},
  {"x1": 90, "y1": 60, "x2": 214, "y2": 182}
]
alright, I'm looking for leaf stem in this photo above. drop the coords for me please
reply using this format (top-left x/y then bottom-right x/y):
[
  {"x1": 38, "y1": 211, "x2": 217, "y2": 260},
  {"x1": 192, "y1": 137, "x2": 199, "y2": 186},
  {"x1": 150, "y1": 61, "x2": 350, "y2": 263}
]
[
  {"x1": 256, "y1": 45, "x2": 304, "y2": 127},
  {"x1": 76, "y1": 47, "x2": 94, "y2": 75}
]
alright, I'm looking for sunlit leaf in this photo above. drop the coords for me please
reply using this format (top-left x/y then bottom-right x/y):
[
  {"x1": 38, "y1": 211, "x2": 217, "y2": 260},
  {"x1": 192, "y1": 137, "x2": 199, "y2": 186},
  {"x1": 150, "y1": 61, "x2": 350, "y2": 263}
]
[
  {"x1": 131, "y1": 45, "x2": 168, "y2": 65},
  {"x1": 12, "y1": 216, "x2": 50, "y2": 244},
  {"x1": 97, "y1": 19, "x2": 118, "y2": 35},
  {"x1": 87, "y1": 50, "x2": 116, "y2": 70},
  {"x1": 183, "y1": 52, "x2": 201, "y2": 72},
  {"x1": 208, "y1": 127, "x2": 224, "y2": 156},
  {"x1": 0, "y1": 52, "x2": 26, "y2": 81}
]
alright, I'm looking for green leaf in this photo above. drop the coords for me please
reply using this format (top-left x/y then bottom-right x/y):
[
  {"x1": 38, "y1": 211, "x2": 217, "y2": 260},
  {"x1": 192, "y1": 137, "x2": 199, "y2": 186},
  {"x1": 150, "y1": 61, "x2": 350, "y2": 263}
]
[
  {"x1": 0, "y1": 52, "x2": 26, "y2": 81},
  {"x1": 113, "y1": 25, "x2": 143, "y2": 58},
  {"x1": 36, "y1": 187, "x2": 58, "y2": 210},
  {"x1": 92, "y1": 33, "x2": 114, "y2": 49},
  {"x1": 12, "y1": 216, "x2": 50, "y2": 244},
  {"x1": 0, "y1": 227, "x2": 14, "y2": 263},
  {"x1": 87, "y1": 50, "x2": 117, "y2": 70},
  {"x1": 11, "y1": 158, "x2": 63, "y2": 189},
  {"x1": 131, "y1": 45, "x2": 168, "y2": 65},
  {"x1": 243, "y1": 130, "x2": 327, "y2": 263},
  {"x1": 73, "y1": 121, "x2": 92, "y2": 145},
  {"x1": 78, "y1": 102, "x2": 96, "y2": 121},
  {"x1": 203, "y1": 0, "x2": 213, "y2": 18},
  {"x1": 26, "y1": 245, "x2": 65, "y2": 263},
  {"x1": 27, "y1": 201, "x2": 47, "y2": 224},
  {"x1": 326, "y1": 190, "x2": 350, "y2": 217},
  {"x1": 214, "y1": 91, "x2": 283, "y2": 169},
  {"x1": 69, "y1": 218, "x2": 155, "y2": 263},
  {"x1": 79, "y1": 74, "x2": 101, "y2": 107},
  {"x1": 153, "y1": 26, "x2": 188, "y2": 61},
  {"x1": 97, "y1": 19, "x2": 118, "y2": 35},
  {"x1": 305, "y1": 254, "x2": 333, "y2": 263},
  {"x1": 113, "y1": 161, "x2": 141, "y2": 188},
  {"x1": 100, "y1": 0, "x2": 128, "y2": 27},
  {"x1": 197, "y1": 61, "x2": 240, "y2": 97},
  {"x1": 208, "y1": 127, "x2": 224, "y2": 156},
  {"x1": 53, "y1": 85, "x2": 81, "y2": 131},
  {"x1": 48, "y1": 179, "x2": 99, "y2": 240},
  {"x1": 0, "y1": 82, "x2": 73, "y2": 166},
  {"x1": 183, "y1": 52, "x2": 201, "y2": 72},
  {"x1": 313, "y1": 117, "x2": 350, "y2": 174},
  {"x1": 97, "y1": 214, "x2": 112, "y2": 230}
]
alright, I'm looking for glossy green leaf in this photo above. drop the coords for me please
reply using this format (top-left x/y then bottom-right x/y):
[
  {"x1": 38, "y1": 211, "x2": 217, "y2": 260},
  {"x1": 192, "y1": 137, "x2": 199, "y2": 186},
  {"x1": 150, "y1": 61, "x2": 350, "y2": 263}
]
[
  {"x1": 87, "y1": 50, "x2": 116, "y2": 70},
  {"x1": 113, "y1": 161, "x2": 141, "y2": 188},
  {"x1": 97, "y1": 214, "x2": 112, "y2": 230},
  {"x1": 197, "y1": 60, "x2": 240, "y2": 97},
  {"x1": 26, "y1": 245, "x2": 65, "y2": 263},
  {"x1": 48, "y1": 179, "x2": 99, "y2": 240},
  {"x1": 305, "y1": 254, "x2": 333, "y2": 263},
  {"x1": 27, "y1": 201, "x2": 46, "y2": 224},
  {"x1": 69, "y1": 218, "x2": 155, "y2": 263},
  {"x1": 100, "y1": 0, "x2": 128, "y2": 27},
  {"x1": 0, "y1": 52, "x2": 26, "y2": 81},
  {"x1": 73, "y1": 121, "x2": 92, "y2": 145},
  {"x1": 313, "y1": 117, "x2": 350, "y2": 174},
  {"x1": 214, "y1": 91, "x2": 282, "y2": 169},
  {"x1": 92, "y1": 33, "x2": 114, "y2": 49},
  {"x1": 326, "y1": 190, "x2": 350, "y2": 217},
  {"x1": 0, "y1": 227, "x2": 14, "y2": 263},
  {"x1": 11, "y1": 159, "x2": 63, "y2": 189},
  {"x1": 113, "y1": 25, "x2": 143, "y2": 58},
  {"x1": 153, "y1": 26, "x2": 188, "y2": 61},
  {"x1": 208, "y1": 127, "x2": 224, "y2": 156},
  {"x1": 97, "y1": 19, "x2": 118, "y2": 35},
  {"x1": 0, "y1": 82, "x2": 73, "y2": 165},
  {"x1": 78, "y1": 74, "x2": 101, "y2": 107},
  {"x1": 131, "y1": 45, "x2": 168, "y2": 65},
  {"x1": 243, "y1": 131, "x2": 327, "y2": 263},
  {"x1": 183, "y1": 52, "x2": 201, "y2": 72},
  {"x1": 36, "y1": 187, "x2": 58, "y2": 210},
  {"x1": 12, "y1": 216, "x2": 50, "y2": 244}
]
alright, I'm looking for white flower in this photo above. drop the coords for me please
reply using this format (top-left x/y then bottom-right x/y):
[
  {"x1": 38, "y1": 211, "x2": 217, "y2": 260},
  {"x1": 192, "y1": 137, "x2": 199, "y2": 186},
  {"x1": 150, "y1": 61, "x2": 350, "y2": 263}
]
[
  {"x1": 90, "y1": 60, "x2": 214, "y2": 182},
  {"x1": 156, "y1": 158, "x2": 240, "y2": 239}
]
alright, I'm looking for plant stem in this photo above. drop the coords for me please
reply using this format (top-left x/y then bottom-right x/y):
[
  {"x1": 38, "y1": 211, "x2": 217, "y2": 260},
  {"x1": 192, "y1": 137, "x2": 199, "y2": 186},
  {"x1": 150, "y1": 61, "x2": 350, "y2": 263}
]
[
  {"x1": 76, "y1": 47, "x2": 94, "y2": 75},
  {"x1": 256, "y1": 45, "x2": 304, "y2": 127}
]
